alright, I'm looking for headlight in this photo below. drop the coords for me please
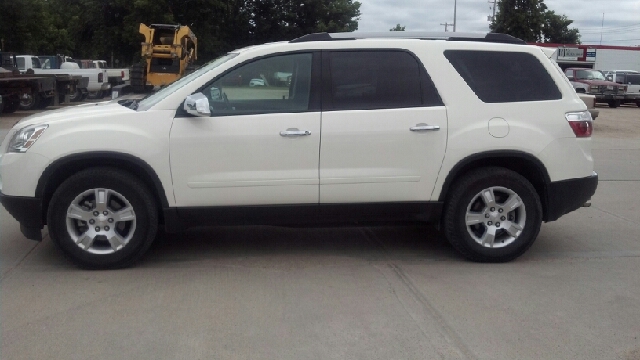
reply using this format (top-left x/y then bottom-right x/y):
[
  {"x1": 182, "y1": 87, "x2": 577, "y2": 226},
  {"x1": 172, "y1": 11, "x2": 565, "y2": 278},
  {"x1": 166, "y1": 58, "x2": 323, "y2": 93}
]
[{"x1": 8, "y1": 124, "x2": 48, "y2": 153}]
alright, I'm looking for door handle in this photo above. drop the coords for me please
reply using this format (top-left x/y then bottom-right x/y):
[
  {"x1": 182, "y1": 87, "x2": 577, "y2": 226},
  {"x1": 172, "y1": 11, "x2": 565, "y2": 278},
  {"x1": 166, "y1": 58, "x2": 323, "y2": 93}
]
[
  {"x1": 280, "y1": 128, "x2": 311, "y2": 137},
  {"x1": 410, "y1": 123, "x2": 440, "y2": 132}
]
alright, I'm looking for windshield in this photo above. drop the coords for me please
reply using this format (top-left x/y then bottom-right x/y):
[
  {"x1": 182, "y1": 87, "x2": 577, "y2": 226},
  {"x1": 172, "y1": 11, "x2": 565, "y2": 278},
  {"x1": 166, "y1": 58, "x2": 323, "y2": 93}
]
[
  {"x1": 136, "y1": 53, "x2": 238, "y2": 111},
  {"x1": 576, "y1": 70, "x2": 606, "y2": 81}
]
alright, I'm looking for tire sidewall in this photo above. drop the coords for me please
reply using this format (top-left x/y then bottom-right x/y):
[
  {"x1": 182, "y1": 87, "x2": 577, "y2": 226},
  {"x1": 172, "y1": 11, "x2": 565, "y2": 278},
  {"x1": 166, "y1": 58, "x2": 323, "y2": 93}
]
[
  {"x1": 47, "y1": 170, "x2": 157, "y2": 268},
  {"x1": 446, "y1": 169, "x2": 542, "y2": 261}
]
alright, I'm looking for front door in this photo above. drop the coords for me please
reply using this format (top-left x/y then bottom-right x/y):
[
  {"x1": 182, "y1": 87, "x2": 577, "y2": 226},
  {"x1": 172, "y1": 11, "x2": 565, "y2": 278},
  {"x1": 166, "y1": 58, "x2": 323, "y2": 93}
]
[{"x1": 170, "y1": 52, "x2": 322, "y2": 207}]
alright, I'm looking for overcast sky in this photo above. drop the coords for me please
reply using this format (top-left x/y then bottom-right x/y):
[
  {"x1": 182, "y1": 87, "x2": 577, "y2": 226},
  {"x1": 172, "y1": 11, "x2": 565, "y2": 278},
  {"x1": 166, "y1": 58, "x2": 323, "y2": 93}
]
[{"x1": 357, "y1": 0, "x2": 640, "y2": 46}]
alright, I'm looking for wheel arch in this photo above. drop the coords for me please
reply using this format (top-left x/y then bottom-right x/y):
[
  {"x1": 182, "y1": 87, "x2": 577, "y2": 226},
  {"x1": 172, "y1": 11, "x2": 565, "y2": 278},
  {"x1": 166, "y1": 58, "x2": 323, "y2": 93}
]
[
  {"x1": 438, "y1": 151, "x2": 553, "y2": 221},
  {"x1": 36, "y1": 152, "x2": 169, "y2": 225}
]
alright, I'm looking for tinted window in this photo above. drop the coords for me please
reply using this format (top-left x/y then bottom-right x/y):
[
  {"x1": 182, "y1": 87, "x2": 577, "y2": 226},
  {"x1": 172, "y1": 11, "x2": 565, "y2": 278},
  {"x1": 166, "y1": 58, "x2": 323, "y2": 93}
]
[
  {"x1": 445, "y1": 50, "x2": 562, "y2": 103},
  {"x1": 16, "y1": 57, "x2": 25, "y2": 69},
  {"x1": 626, "y1": 74, "x2": 640, "y2": 86},
  {"x1": 329, "y1": 51, "x2": 440, "y2": 110},
  {"x1": 204, "y1": 53, "x2": 313, "y2": 115}
]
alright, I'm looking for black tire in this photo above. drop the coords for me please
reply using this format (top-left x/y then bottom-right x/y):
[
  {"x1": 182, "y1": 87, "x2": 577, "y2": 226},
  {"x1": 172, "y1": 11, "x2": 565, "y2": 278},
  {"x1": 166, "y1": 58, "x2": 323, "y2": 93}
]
[
  {"x1": 131, "y1": 63, "x2": 147, "y2": 93},
  {"x1": 47, "y1": 167, "x2": 158, "y2": 269},
  {"x1": 87, "y1": 90, "x2": 103, "y2": 99},
  {"x1": 19, "y1": 93, "x2": 41, "y2": 110},
  {"x1": 443, "y1": 167, "x2": 543, "y2": 263},
  {"x1": 608, "y1": 100, "x2": 620, "y2": 108},
  {"x1": 69, "y1": 89, "x2": 82, "y2": 102},
  {"x1": 37, "y1": 96, "x2": 53, "y2": 109},
  {"x1": 2, "y1": 95, "x2": 20, "y2": 113},
  {"x1": 636, "y1": 101, "x2": 640, "y2": 108}
]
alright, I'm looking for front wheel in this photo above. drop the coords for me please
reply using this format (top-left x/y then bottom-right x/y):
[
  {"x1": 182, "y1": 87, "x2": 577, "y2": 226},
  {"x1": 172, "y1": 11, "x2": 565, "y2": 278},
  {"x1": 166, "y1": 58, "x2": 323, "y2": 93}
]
[
  {"x1": 443, "y1": 167, "x2": 542, "y2": 262},
  {"x1": 47, "y1": 168, "x2": 158, "y2": 269}
]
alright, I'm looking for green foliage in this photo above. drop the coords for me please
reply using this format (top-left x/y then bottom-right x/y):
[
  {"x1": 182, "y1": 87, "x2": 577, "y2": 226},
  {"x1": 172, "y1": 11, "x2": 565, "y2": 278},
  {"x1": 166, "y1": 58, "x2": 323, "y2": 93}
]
[
  {"x1": 0, "y1": 0, "x2": 361, "y2": 65},
  {"x1": 542, "y1": 10, "x2": 581, "y2": 44},
  {"x1": 390, "y1": 24, "x2": 405, "y2": 31},
  {"x1": 490, "y1": 0, "x2": 545, "y2": 42},
  {"x1": 490, "y1": 0, "x2": 580, "y2": 44}
]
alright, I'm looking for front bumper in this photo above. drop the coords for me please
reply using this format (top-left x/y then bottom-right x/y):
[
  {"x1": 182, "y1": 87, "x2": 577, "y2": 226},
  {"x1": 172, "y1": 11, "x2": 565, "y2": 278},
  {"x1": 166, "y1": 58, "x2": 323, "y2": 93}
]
[
  {"x1": 545, "y1": 172, "x2": 598, "y2": 222},
  {"x1": 0, "y1": 192, "x2": 43, "y2": 240}
]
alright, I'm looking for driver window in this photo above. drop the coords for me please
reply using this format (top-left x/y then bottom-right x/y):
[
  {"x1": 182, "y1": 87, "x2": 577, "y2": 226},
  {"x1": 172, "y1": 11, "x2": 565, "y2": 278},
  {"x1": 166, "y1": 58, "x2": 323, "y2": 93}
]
[{"x1": 203, "y1": 53, "x2": 312, "y2": 115}]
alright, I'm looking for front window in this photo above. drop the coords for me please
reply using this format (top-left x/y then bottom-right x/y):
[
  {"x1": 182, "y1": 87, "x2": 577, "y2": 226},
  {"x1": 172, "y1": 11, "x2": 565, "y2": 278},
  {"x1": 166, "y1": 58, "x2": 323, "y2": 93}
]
[
  {"x1": 575, "y1": 70, "x2": 606, "y2": 81},
  {"x1": 31, "y1": 58, "x2": 41, "y2": 69},
  {"x1": 201, "y1": 53, "x2": 313, "y2": 115},
  {"x1": 136, "y1": 53, "x2": 238, "y2": 111}
]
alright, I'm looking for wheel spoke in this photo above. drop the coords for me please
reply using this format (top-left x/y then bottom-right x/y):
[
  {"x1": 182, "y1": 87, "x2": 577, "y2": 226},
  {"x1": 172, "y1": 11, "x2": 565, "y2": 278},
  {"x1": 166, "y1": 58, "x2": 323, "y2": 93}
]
[
  {"x1": 481, "y1": 188, "x2": 496, "y2": 207},
  {"x1": 67, "y1": 204, "x2": 93, "y2": 221},
  {"x1": 94, "y1": 189, "x2": 109, "y2": 212},
  {"x1": 113, "y1": 206, "x2": 135, "y2": 222},
  {"x1": 502, "y1": 194, "x2": 523, "y2": 213},
  {"x1": 466, "y1": 212, "x2": 486, "y2": 226},
  {"x1": 505, "y1": 223, "x2": 523, "y2": 237},
  {"x1": 481, "y1": 227, "x2": 497, "y2": 247},
  {"x1": 77, "y1": 233, "x2": 95, "y2": 250},
  {"x1": 108, "y1": 233, "x2": 126, "y2": 251}
]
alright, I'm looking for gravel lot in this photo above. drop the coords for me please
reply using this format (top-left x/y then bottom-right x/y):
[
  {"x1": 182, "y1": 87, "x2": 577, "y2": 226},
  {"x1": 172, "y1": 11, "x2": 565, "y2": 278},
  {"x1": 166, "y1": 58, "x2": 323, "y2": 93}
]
[{"x1": 1, "y1": 103, "x2": 639, "y2": 359}]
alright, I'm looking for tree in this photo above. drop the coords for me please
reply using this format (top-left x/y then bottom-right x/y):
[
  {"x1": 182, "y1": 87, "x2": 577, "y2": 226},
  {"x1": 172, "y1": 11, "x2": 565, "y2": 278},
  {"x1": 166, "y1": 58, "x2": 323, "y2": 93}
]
[
  {"x1": 490, "y1": 0, "x2": 545, "y2": 42},
  {"x1": 490, "y1": 0, "x2": 580, "y2": 44},
  {"x1": 542, "y1": 10, "x2": 580, "y2": 44},
  {"x1": 390, "y1": 24, "x2": 405, "y2": 31}
]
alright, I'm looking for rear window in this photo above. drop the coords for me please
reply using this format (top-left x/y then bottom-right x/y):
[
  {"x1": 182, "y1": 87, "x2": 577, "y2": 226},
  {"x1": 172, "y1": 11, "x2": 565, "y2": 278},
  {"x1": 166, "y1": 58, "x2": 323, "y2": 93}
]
[{"x1": 444, "y1": 50, "x2": 562, "y2": 103}]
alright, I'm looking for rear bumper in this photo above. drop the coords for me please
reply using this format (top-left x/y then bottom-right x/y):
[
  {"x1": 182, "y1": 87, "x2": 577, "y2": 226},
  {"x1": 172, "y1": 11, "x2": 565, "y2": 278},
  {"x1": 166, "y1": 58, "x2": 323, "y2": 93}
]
[
  {"x1": 0, "y1": 192, "x2": 43, "y2": 240},
  {"x1": 545, "y1": 172, "x2": 598, "y2": 222}
]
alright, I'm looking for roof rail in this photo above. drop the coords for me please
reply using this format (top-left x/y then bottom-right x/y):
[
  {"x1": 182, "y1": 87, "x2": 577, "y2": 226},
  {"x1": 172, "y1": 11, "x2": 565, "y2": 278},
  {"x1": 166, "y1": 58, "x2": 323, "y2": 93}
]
[{"x1": 290, "y1": 32, "x2": 525, "y2": 45}]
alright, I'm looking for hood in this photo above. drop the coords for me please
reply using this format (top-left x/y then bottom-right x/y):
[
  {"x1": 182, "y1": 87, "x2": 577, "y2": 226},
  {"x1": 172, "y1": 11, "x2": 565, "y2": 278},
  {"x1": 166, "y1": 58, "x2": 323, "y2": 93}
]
[{"x1": 16, "y1": 101, "x2": 135, "y2": 128}]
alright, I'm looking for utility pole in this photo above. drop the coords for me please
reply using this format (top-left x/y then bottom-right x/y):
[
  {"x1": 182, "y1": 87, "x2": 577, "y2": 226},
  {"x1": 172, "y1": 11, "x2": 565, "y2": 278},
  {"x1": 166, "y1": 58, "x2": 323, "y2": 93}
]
[
  {"x1": 453, "y1": 0, "x2": 457, "y2": 32},
  {"x1": 488, "y1": 0, "x2": 497, "y2": 22},
  {"x1": 441, "y1": 23, "x2": 454, "y2": 32},
  {"x1": 600, "y1": 13, "x2": 605, "y2": 45}
]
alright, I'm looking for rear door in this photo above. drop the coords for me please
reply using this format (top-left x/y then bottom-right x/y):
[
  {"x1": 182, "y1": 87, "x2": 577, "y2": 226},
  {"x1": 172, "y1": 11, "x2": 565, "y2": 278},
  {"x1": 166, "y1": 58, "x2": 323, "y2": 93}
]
[{"x1": 319, "y1": 50, "x2": 448, "y2": 203}]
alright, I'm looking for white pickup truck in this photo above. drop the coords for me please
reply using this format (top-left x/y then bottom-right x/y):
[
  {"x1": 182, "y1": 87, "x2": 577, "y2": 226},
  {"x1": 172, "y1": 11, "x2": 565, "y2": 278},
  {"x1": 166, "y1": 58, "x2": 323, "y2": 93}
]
[
  {"x1": 16, "y1": 55, "x2": 110, "y2": 97},
  {"x1": 93, "y1": 60, "x2": 130, "y2": 86}
]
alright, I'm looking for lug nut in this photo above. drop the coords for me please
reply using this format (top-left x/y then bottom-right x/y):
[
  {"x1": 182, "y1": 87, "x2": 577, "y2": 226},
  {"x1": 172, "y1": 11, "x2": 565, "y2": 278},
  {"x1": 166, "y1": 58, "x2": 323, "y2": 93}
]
[
  {"x1": 496, "y1": 222, "x2": 501, "y2": 227},
  {"x1": 487, "y1": 221, "x2": 493, "y2": 226},
  {"x1": 501, "y1": 216, "x2": 506, "y2": 221},
  {"x1": 490, "y1": 207, "x2": 496, "y2": 212},
  {"x1": 108, "y1": 218, "x2": 114, "y2": 223},
  {"x1": 89, "y1": 219, "x2": 95, "y2": 225},
  {"x1": 103, "y1": 211, "x2": 109, "y2": 216},
  {"x1": 485, "y1": 214, "x2": 490, "y2": 218},
  {"x1": 93, "y1": 211, "x2": 99, "y2": 216},
  {"x1": 95, "y1": 226, "x2": 100, "y2": 232},
  {"x1": 104, "y1": 226, "x2": 110, "y2": 231},
  {"x1": 498, "y1": 208, "x2": 504, "y2": 213}
]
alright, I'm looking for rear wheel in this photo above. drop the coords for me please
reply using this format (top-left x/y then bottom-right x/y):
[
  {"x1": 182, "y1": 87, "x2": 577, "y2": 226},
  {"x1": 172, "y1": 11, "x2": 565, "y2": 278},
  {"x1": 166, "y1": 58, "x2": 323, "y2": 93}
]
[
  {"x1": 443, "y1": 167, "x2": 543, "y2": 262},
  {"x1": 1, "y1": 95, "x2": 20, "y2": 113},
  {"x1": 47, "y1": 168, "x2": 158, "y2": 269}
]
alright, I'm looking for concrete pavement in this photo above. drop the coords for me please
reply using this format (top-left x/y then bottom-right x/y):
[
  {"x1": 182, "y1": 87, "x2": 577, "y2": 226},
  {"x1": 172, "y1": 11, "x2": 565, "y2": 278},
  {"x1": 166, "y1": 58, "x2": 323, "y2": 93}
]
[{"x1": 1, "y1": 108, "x2": 640, "y2": 359}]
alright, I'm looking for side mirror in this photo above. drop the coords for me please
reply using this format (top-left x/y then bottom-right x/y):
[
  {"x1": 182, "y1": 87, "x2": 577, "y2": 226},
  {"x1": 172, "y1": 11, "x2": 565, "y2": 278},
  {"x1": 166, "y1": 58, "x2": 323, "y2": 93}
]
[{"x1": 184, "y1": 93, "x2": 211, "y2": 117}]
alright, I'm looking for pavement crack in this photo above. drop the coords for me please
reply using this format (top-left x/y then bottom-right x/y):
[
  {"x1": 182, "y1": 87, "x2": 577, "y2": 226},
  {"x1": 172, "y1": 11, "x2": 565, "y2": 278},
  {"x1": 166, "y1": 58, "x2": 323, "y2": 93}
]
[
  {"x1": 361, "y1": 228, "x2": 477, "y2": 360},
  {"x1": 0, "y1": 241, "x2": 41, "y2": 282},
  {"x1": 591, "y1": 206, "x2": 640, "y2": 226}
]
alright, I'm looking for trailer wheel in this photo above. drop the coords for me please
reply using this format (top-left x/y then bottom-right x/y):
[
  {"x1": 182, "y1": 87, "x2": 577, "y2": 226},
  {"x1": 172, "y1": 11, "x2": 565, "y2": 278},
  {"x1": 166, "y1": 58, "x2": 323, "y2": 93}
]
[
  {"x1": 2, "y1": 95, "x2": 20, "y2": 113},
  {"x1": 19, "y1": 93, "x2": 42, "y2": 111}
]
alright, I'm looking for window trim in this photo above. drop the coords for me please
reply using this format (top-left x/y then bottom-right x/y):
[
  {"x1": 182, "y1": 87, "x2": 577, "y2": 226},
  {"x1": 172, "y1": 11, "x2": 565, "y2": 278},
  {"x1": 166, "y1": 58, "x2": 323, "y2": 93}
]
[
  {"x1": 177, "y1": 50, "x2": 322, "y2": 118},
  {"x1": 321, "y1": 48, "x2": 444, "y2": 112}
]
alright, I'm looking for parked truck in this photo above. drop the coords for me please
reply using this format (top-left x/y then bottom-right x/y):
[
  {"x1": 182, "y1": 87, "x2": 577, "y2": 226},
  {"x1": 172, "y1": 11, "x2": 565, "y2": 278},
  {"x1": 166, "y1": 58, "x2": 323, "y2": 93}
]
[
  {"x1": 93, "y1": 60, "x2": 130, "y2": 95},
  {"x1": 565, "y1": 68, "x2": 627, "y2": 108},
  {"x1": 17, "y1": 55, "x2": 109, "y2": 99}
]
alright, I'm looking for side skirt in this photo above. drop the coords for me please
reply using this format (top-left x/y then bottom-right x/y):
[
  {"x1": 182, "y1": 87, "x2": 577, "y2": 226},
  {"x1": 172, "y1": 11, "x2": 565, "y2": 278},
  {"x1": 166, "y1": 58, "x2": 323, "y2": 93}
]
[{"x1": 163, "y1": 202, "x2": 443, "y2": 232}]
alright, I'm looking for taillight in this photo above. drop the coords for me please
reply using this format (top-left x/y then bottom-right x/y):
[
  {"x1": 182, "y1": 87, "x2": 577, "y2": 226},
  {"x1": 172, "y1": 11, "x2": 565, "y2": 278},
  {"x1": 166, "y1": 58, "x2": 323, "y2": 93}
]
[
  {"x1": 566, "y1": 111, "x2": 593, "y2": 138},
  {"x1": 98, "y1": 73, "x2": 103, "y2": 82},
  {"x1": 121, "y1": 70, "x2": 125, "y2": 79}
]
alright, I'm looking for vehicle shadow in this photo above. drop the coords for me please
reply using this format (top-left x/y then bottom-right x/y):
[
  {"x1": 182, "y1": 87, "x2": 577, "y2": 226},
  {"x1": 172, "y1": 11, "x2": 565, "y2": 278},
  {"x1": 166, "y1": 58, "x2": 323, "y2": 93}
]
[{"x1": 141, "y1": 223, "x2": 460, "y2": 267}]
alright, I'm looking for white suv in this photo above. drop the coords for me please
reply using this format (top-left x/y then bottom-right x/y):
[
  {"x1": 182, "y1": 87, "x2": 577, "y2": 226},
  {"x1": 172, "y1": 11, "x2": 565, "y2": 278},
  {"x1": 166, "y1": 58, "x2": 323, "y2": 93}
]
[{"x1": 0, "y1": 32, "x2": 598, "y2": 269}]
